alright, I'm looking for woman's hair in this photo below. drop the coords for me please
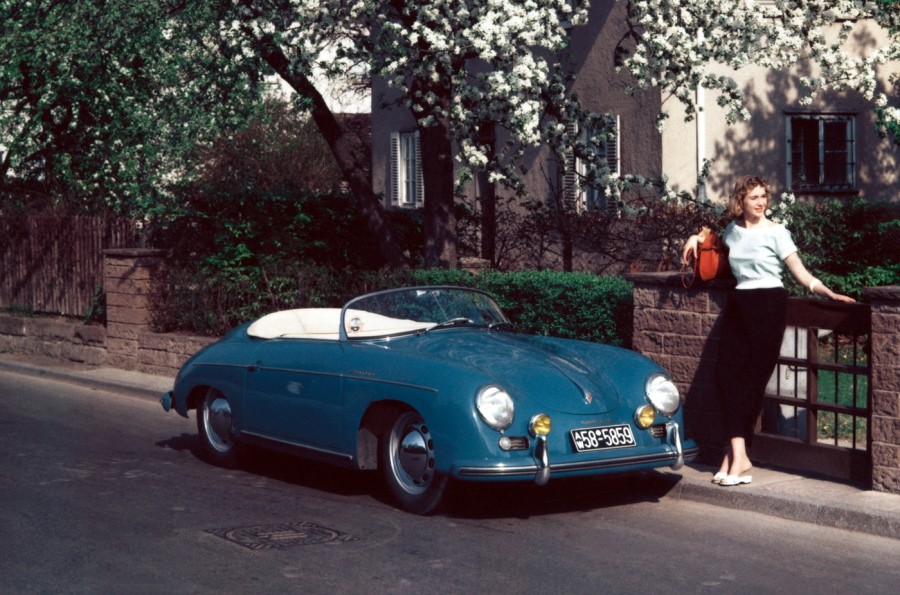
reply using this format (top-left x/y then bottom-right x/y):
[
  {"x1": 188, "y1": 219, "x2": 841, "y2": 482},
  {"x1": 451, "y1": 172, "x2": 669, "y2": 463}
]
[{"x1": 728, "y1": 175, "x2": 771, "y2": 219}]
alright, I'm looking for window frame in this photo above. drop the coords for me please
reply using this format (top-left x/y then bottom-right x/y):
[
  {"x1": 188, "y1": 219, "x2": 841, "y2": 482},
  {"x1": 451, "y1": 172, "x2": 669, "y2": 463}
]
[
  {"x1": 390, "y1": 130, "x2": 424, "y2": 208},
  {"x1": 785, "y1": 112, "x2": 857, "y2": 193},
  {"x1": 563, "y1": 115, "x2": 621, "y2": 213}
]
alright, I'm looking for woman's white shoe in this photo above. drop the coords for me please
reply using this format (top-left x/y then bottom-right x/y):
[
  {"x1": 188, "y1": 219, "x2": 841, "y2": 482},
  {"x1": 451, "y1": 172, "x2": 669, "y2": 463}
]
[{"x1": 719, "y1": 474, "x2": 752, "y2": 486}]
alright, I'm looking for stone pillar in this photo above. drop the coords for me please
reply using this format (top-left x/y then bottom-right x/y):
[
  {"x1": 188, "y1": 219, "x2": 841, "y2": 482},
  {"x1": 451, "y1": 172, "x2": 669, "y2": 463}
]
[
  {"x1": 864, "y1": 286, "x2": 900, "y2": 493},
  {"x1": 626, "y1": 272, "x2": 733, "y2": 462},
  {"x1": 103, "y1": 248, "x2": 169, "y2": 370}
]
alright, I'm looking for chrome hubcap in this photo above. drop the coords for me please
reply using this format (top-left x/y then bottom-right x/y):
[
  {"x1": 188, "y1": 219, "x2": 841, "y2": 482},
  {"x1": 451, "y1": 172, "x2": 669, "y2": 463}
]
[
  {"x1": 391, "y1": 415, "x2": 435, "y2": 494},
  {"x1": 204, "y1": 393, "x2": 233, "y2": 453}
]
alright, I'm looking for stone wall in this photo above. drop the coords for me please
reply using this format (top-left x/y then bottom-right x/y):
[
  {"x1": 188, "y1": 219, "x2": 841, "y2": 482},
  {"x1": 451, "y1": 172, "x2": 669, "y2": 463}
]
[
  {"x1": 628, "y1": 273, "x2": 732, "y2": 457},
  {"x1": 0, "y1": 314, "x2": 107, "y2": 365},
  {"x1": 865, "y1": 286, "x2": 900, "y2": 493},
  {"x1": 0, "y1": 249, "x2": 214, "y2": 377},
  {"x1": 629, "y1": 272, "x2": 900, "y2": 494}
]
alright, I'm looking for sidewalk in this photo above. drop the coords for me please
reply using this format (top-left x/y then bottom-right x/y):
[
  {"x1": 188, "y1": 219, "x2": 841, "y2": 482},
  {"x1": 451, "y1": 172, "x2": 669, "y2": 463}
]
[{"x1": 2, "y1": 353, "x2": 899, "y2": 540}]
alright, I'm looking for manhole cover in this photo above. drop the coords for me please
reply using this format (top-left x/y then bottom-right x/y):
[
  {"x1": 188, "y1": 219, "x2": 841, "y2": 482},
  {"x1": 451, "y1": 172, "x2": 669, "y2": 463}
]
[{"x1": 205, "y1": 521, "x2": 358, "y2": 551}]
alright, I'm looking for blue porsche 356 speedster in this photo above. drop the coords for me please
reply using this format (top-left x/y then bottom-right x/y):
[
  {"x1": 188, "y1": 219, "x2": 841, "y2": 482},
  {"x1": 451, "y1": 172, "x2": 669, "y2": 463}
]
[{"x1": 161, "y1": 286, "x2": 697, "y2": 513}]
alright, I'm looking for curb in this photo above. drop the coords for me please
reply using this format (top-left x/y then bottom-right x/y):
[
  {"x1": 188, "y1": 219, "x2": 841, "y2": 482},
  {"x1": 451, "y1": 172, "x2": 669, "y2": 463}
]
[
  {"x1": 0, "y1": 357, "x2": 169, "y2": 402},
  {"x1": 663, "y1": 477, "x2": 900, "y2": 540}
]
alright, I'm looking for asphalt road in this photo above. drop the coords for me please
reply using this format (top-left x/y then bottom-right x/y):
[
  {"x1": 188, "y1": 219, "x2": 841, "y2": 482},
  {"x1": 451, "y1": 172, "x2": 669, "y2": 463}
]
[{"x1": 2, "y1": 370, "x2": 899, "y2": 594}]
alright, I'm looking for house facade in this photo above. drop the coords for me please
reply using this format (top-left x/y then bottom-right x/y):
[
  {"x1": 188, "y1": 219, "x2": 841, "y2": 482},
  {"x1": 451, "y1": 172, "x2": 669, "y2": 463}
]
[{"x1": 369, "y1": 1, "x2": 899, "y2": 271}]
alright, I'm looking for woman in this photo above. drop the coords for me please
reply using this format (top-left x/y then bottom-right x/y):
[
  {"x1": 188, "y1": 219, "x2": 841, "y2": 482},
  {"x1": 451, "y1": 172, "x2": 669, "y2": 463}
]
[{"x1": 682, "y1": 176, "x2": 855, "y2": 487}]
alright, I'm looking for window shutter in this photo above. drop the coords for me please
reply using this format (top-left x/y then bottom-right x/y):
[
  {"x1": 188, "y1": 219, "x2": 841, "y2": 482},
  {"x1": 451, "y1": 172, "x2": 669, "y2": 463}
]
[
  {"x1": 390, "y1": 132, "x2": 401, "y2": 207},
  {"x1": 605, "y1": 115, "x2": 620, "y2": 176},
  {"x1": 414, "y1": 131, "x2": 424, "y2": 207},
  {"x1": 563, "y1": 121, "x2": 579, "y2": 210}
]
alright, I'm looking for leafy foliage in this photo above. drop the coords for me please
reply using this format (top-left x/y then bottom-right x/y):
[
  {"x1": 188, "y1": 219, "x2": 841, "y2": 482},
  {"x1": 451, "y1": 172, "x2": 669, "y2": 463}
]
[
  {"x1": 779, "y1": 199, "x2": 900, "y2": 298},
  {"x1": 0, "y1": 0, "x2": 265, "y2": 213}
]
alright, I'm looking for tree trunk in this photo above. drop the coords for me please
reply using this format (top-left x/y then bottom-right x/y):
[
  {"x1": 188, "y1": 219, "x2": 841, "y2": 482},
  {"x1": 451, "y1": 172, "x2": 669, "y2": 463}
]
[
  {"x1": 418, "y1": 115, "x2": 458, "y2": 268},
  {"x1": 248, "y1": 35, "x2": 408, "y2": 269},
  {"x1": 477, "y1": 121, "x2": 497, "y2": 264}
]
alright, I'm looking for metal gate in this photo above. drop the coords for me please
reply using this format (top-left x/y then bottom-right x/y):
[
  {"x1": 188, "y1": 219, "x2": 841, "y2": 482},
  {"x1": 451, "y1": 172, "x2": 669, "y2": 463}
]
[{"x1": 753, "y1": 298, "x2": 872, "y2": 484}]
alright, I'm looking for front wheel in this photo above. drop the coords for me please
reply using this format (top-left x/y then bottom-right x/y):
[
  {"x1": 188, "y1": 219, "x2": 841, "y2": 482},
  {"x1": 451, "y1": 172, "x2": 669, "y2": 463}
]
[
  {"x1": 196, "y1": 387, "x2": 242, "y2": 468},
  {"x1": 381, "y1": 411, "x2": 448, "y2": 515}
]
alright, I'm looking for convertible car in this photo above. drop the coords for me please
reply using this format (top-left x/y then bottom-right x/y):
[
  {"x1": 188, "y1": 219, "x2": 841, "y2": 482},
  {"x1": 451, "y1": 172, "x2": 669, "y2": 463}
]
[{"x1": 161, "y1": 286, "x2": 697, "y2": 513}]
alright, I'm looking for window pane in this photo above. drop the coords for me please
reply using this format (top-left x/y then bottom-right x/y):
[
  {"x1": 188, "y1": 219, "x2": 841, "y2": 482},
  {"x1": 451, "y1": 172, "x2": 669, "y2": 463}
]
[
  {"x1": 791, "y1": 119, "x2": 820, "y2": 185},
  {"x1": 402, "y1": 134, "x2": 416, "y2": 205},
  {"x1": 823, "y1": 121, "x2": 849, "y2": 185}
]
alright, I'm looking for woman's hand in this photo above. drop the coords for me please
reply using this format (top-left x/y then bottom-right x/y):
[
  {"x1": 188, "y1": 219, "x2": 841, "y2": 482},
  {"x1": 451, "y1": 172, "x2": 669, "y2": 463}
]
[
  {"x1": 682, "y1": 235, "x2": 700, "y2": 266},
  {"x1": 829, "y1": 292, "x2": 857, "y2": 304}
]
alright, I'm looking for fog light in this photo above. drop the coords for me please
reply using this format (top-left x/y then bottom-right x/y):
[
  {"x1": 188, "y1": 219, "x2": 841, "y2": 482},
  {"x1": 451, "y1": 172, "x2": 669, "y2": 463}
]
[
  {"x1": 634, "y1": 404, "x2": 656, "y2": 429},
  {"x1": 529, "y1": 413, "x2": 552, "y2": 437},
  {"x1": 499, "y1": 436, "x2": 530, "y2": 451}
]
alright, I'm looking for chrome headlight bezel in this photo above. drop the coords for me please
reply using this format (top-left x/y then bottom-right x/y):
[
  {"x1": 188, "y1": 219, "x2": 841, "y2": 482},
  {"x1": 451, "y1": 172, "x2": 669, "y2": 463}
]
[
  {"x1": 645, "y1": 373, "x2": 680, "y2": 418},
  {"x1": 476, "y1": 385, "x2": 515, "y2": 431}
]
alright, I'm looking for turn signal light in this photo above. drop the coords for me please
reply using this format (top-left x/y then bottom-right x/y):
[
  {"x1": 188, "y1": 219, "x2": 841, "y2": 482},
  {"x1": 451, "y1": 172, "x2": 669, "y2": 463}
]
[
  {"x1": 634, "y1": 404, "x2": 656, "y2": 429},
  {"x1": 529, "y1": 413, "x2": 552, "y2": 437}
]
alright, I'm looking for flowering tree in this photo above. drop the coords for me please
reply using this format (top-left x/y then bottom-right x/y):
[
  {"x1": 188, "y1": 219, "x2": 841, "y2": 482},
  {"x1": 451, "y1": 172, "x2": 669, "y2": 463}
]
[
  {"x1": 228, "y1": 0, "x2": 605, "y2": 267},
  {"x1": 229, "y1": 0, "x2": 899, "y2": 268},
  {"x1": 4, "y1": 1, "x2": 896, "y2": 269},
  {"x1": 619, "y1": 0, "x2": 900, "y2": 137},
  {"x1": 0, "y1": 1, "x2": 263, "y2": 214}
]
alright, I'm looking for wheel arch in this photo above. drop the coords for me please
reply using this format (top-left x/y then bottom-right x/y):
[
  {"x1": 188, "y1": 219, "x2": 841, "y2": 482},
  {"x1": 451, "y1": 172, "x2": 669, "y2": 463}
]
[
  {"x1": 356, "y1": 400, "x2": 412, "y2": 470},
  {"x1": 186, "y1": 384, "x2": 216, "y2": 411}
]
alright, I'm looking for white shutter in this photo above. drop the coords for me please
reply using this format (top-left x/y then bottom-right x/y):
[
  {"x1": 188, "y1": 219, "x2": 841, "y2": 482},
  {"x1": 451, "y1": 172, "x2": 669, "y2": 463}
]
[
  {"x1": 563, "y1": 121, "x2": 579, "y2": 210},
  {"x1": 414, "y1": 131, "x2": 424, "y2": 207},
  {"x1": 605, "y1": 115, "x2": 620, "y2": 176},
  {"x1": 390, "y1": 132, "x2": 401, "y2": 207}
]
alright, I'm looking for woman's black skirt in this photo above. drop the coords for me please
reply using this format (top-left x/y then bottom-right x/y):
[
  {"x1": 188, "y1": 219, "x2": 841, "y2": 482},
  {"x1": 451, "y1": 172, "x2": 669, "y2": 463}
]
[{"x1": 715, "y1": 287, "x2": 788, "y2": 443}]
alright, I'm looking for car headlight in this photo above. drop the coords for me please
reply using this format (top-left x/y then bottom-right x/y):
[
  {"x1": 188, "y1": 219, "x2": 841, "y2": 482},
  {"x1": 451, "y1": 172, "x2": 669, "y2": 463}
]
[
  {"x1": 645, "y1": 374, "x2": 680, "y2": 418},
  {"x1": 476, "y1": 385, "x2": 514, "y2": 431}
]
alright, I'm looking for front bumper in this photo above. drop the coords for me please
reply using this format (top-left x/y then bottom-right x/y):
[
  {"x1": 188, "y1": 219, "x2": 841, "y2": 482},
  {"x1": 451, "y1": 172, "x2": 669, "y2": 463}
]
[{"x1": 457, "y1": 421, "x2": 697, "y2": 481}]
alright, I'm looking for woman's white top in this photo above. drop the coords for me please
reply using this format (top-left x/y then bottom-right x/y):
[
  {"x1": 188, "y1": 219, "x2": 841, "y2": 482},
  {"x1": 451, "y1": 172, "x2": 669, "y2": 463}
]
[{"x1": 722, "y1": 221, "x2": 798, "y2": 290}]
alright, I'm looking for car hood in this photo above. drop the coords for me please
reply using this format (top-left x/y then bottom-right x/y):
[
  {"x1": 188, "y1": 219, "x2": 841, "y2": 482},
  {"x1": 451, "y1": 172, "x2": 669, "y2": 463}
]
[{"x1": 380, "y1": 330, "x2": 627, "y2": 414}]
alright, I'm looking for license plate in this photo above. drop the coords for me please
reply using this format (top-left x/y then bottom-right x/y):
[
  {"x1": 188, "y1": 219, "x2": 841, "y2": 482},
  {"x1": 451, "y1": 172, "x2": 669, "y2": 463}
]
[{"x1": 570, "y1": 424, "x2": 636, "y2": 452}]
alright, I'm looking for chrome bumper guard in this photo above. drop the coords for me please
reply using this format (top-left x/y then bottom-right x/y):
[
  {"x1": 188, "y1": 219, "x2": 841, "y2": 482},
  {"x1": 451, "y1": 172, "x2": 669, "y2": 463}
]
[
  {"x1": 666, "y1": 421, "x2": 685, "y2": 470},
  {"x1": 460, "y1": 421, "x2": 692, "y2": 483},
  {"x1": 534, "y1": 435, "x2": 550, "y2": 486}
]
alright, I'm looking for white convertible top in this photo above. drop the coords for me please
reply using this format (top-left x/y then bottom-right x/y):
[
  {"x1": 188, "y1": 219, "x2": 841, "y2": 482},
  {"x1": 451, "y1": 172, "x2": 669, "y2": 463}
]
[
  {"x1": 247, "y1": 308, "x2": 342, "y2": 340},
  {"x1": 246, "y1": 308, "x2": 434, "y2": 340}
]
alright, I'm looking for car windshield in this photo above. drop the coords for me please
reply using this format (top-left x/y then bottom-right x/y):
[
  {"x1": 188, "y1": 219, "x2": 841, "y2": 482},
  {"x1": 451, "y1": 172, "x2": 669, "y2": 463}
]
[{"x1": 342, "y1": 286, "x2": 510, "y2": 339}]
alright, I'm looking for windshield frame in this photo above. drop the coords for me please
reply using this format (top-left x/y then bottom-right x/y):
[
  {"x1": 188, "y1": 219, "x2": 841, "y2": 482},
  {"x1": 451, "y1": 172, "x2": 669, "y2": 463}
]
[{"x1": 339, "y1": 286, "x2": 510, "y2": 341}]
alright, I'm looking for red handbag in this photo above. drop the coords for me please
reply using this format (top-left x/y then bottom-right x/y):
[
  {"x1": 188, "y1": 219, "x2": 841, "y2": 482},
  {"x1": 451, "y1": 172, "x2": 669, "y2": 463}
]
[{"x1": 683, "y1": 226, "x2": 731, "y2": 287}]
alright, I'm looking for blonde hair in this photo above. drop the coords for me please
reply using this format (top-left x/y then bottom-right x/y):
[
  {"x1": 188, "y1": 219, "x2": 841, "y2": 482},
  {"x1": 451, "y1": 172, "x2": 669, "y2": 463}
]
[{"x1": 728, "y1": 175, "x2": 771, "y2": 219}]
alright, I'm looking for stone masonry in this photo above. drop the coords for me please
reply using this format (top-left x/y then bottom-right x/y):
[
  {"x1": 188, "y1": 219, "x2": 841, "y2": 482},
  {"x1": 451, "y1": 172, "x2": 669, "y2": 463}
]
[
  {"x1": 864, "y1": 286, "x2": 900, "y2": 493},
  {"x1": 628, "y1": 272, "x2": 900, "y2": 494}
]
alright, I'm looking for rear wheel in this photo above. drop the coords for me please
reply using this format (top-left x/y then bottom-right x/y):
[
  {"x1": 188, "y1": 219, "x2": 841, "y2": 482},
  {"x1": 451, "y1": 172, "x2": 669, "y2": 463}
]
[
  {"x1": 381, "y1": 410, "x2": 447, "y2": 515},
  {"x1": 197, "y1": 388, "x2": 242, "y2": 468}
]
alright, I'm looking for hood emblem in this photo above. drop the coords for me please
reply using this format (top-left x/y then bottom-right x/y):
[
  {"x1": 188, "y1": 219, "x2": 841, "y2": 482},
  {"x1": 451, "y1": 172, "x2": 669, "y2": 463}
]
[{"x1": 584, "y1": 392, "x2": 593, "y2": 405}]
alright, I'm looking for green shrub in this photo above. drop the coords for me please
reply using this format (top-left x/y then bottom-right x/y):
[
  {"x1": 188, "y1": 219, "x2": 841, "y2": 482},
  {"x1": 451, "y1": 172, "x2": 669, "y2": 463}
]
[
  {"x1": 402, "y1": 270, "x2": 633, "y2": 346},
  {"x1": 152, "y1": 264, "x2": 634, "y2": 346},
  {"x1": 779, "y1": 199, "x2": 900, "y2": 298}
]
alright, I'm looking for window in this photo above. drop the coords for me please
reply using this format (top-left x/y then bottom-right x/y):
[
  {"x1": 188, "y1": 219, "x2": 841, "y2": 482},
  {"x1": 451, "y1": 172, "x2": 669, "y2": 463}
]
[
  {"x1": 563, "y1": 115, "x2": 620, "y2": 212},
  {"x1": 390, "y1": 131, "x2": 424, "y2": 208},
  {"x1": 786, "y1": 113, "x2": 857, "y2": 192}
]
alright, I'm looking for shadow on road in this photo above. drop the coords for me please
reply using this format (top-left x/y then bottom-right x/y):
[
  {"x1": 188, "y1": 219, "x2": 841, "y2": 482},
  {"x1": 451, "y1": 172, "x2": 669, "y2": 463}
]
[{"x1": 156, "y1": 433, "x2": 680, "y2": 518}]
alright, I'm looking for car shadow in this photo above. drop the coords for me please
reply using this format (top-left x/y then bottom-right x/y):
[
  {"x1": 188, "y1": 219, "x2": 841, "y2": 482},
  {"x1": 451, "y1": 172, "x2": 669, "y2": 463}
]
[
  {"x1": 156, "y1": 434, "x2": 681, "y2": 517},
  {"x1": 440, "y1": 471, "x2": 681, "y2": 519},
  {"x1": 156, "y1": 433, "x2": 380, "y2": 497}
]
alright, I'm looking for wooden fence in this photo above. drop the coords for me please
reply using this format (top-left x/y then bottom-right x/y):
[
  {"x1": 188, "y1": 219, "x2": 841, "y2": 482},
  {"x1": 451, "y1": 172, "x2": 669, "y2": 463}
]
[{"x1": 0, "y1": 214, "x2": 137, "y2": 317}]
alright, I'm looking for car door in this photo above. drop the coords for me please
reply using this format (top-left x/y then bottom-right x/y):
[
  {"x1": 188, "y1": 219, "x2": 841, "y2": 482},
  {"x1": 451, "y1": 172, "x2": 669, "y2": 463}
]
[{"x1": 242, "y1": 338, "x2": 346, "y2": 452}]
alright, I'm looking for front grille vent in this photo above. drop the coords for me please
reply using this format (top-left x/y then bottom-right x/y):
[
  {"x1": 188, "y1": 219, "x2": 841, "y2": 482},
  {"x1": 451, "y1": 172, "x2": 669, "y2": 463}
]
[{"x1": 650, "y1": 424, "x2": 666, "y2": 439}]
